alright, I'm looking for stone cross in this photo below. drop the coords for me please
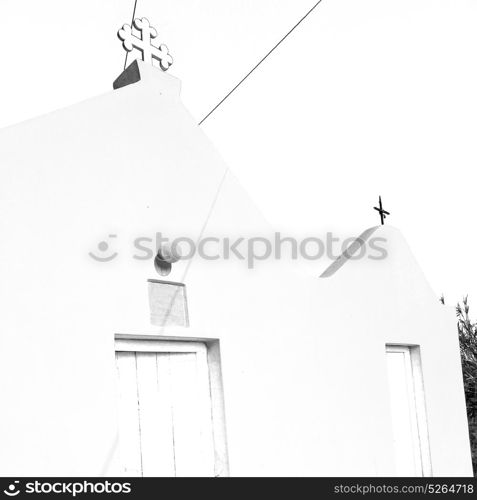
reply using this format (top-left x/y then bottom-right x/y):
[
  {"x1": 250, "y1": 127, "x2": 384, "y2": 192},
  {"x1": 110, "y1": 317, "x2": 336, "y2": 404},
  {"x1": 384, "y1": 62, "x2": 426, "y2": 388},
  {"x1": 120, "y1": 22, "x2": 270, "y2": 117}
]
[{"x1": 118, "y1": 17, "x2": 173, "y2": 71}]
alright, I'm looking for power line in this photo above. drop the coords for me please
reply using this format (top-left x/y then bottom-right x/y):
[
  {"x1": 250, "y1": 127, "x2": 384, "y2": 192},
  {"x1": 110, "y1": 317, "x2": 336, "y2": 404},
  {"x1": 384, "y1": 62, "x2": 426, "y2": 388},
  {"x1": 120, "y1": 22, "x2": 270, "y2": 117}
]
[
  {"x1": 124, "y1": 0, "x2": 139, "y2": 70},
  {"x1": 199, "y1": 0, "x2": 325, "y2": 125}
]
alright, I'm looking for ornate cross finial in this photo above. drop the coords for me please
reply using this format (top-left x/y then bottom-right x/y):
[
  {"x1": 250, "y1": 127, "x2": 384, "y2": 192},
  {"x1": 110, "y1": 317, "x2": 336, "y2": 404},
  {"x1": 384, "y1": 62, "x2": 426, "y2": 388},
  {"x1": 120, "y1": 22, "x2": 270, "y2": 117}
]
[
  {"x1": 118, "y1": 18, "x2": 173, "y2": 71},
  {"x1": 373, "y1": 195, "x2": 390, "y2": 225}
]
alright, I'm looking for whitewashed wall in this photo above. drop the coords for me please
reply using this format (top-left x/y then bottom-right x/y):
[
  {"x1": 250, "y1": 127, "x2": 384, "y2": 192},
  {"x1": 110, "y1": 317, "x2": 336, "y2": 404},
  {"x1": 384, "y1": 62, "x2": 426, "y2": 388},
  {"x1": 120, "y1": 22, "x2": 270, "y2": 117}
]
[{"x1": 0, "y1": 64, "x2": 471, "y2": 476}]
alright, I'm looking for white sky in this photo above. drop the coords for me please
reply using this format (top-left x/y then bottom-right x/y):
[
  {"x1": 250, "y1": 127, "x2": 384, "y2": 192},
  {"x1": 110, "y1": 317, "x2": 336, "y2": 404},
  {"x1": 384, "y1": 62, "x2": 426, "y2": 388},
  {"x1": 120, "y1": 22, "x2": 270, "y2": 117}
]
[{"x1": 1, "y1": 0, "x2": 476, "y2": 309}]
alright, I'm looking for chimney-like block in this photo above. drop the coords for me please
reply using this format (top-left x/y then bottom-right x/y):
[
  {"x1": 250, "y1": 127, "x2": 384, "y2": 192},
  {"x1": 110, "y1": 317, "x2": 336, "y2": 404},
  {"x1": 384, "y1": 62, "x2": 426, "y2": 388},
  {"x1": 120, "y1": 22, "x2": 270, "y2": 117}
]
[{"x1": 113, "y1": 59, "x2": 181, "y2": 97}]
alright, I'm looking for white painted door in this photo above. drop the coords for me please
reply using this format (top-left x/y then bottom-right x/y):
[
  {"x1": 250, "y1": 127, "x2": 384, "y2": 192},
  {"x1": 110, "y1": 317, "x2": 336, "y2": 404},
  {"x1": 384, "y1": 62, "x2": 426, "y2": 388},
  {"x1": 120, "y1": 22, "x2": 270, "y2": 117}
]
[
  {"x1": 385, "y1": 345, "x2": 431, "y2": 477},
  {"x1": 115, "y1": 341, "x2": 216, "y2": 477}
]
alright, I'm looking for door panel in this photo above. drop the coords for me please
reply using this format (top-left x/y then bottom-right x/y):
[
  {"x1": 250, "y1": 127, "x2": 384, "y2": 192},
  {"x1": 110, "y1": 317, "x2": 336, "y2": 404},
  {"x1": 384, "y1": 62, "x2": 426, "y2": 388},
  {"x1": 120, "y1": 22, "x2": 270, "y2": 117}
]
[{"x1": 115, "y1": 345, "x2": 215, "y2": 477}]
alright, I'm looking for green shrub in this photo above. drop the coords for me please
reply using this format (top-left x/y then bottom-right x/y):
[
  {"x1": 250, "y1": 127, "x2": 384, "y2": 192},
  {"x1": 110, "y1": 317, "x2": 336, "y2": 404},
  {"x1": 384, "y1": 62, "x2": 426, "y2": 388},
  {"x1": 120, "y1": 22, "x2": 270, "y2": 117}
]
[{"x1": 454, "y1": 297, "x2": 477, "y2": 475}]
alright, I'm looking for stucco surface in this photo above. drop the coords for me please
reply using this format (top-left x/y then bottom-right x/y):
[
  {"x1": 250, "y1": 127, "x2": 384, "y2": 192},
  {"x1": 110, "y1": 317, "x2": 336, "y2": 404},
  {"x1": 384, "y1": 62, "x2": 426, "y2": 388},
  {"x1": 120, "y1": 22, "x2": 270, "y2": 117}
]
[{"x1": 0, "y1": 63, "x2": 471, "y2": 476}]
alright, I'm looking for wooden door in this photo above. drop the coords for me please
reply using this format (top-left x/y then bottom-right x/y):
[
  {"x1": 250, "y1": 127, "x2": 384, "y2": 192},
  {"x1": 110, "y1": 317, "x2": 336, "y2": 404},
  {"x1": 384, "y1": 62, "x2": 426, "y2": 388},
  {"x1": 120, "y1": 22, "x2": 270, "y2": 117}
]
[{"x1": 115, "y1": 341, "x2": 216, "y2": 477}]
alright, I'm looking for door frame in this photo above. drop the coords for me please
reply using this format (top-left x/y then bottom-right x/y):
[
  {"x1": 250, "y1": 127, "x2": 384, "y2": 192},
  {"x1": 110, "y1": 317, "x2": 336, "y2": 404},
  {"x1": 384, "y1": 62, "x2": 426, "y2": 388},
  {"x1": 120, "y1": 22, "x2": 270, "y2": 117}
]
[
  {"x1": 114, "y1": 334, "x2": 229, "y2": 477},
  {"x1": 385, "y1": 344, "x2": 432, "y2": 477}
]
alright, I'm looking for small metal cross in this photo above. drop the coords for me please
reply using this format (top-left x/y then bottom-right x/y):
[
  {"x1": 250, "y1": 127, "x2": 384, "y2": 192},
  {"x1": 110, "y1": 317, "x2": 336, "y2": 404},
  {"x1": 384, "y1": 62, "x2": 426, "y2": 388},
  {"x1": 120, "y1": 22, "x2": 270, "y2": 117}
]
[
  {"x1": 373, "y1": 196, "x2": 390, "y2": 225},
  {"x1": 118, "y1": 17, "x2": 173, "y2": 71}
]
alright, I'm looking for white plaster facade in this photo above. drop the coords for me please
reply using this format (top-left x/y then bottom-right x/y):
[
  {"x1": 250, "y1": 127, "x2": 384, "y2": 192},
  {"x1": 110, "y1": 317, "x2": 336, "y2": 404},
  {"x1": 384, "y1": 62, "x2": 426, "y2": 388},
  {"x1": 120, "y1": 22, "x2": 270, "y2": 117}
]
[{"x1": 0, "y1": 62, "x2": 472, "y2": 476}]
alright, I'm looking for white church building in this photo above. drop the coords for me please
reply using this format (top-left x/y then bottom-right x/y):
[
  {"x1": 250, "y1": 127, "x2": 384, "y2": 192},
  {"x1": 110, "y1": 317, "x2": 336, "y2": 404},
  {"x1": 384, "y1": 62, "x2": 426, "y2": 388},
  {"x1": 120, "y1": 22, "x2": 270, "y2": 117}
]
[{"x1": 0, "y1": 19, "x2": 472, "y2": 477}]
